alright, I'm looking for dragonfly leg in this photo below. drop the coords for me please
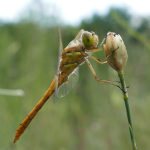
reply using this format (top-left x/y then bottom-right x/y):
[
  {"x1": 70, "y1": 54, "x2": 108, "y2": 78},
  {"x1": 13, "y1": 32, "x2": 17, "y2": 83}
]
[
  {"x1": 85, "y1": 58, "x2": 121, "y2": 85},
  {"x1": 87, "y1": 53, "x2": 107, "y2": 64},
  {"x1": 87, "y1": 47, "x2": 103, "y2": 53},
  {"x1": 88, "y1": 46, "x2": 119, "y2": 64},
  {"x1": 102, "y1": 47, "x2": 119, "y2": 62},
  {"x1": 98, "y1": 37, "x2": 105, "y2": 48}
]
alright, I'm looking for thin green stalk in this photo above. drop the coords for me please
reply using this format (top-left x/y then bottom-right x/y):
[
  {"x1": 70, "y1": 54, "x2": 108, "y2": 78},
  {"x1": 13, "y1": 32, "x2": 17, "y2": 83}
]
[{"x1": 118, "y1": 71, "x2": 137, "y2": 150}]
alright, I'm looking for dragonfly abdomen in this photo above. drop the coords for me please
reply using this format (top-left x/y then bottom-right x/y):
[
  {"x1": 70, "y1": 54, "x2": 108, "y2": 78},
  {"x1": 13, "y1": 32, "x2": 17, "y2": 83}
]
[{"x1": 14, "y1": 78, "x2": 56, "y2": 143}]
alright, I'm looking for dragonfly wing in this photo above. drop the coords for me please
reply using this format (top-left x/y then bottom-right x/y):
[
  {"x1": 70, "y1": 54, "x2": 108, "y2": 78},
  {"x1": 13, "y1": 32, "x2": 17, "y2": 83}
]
[
  {"x1": 54, "y1": 28, "x2": 63, "y2": 103},
  {"x1": 55, "y1": 29, "x2": 83, "y2": 99},
  {"x1": 57, "y1": 67, "x2": 79, "y2": 98}
]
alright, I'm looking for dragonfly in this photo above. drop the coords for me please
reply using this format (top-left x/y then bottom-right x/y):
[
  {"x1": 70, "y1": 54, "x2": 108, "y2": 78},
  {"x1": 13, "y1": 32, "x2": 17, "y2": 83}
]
[{"x1": 14, "y1": 28, "x2": 120, "y2": 143}]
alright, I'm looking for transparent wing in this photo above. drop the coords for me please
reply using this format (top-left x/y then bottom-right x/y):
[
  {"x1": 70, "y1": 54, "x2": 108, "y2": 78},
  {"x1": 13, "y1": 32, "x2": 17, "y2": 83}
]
[
  {"x1": 57, "y1": 67, "x2": 79, "y2": 98},
  {"x1": 55, "y1": 29, "x2": 83, "y2": 99},
  {"x1": 54, "y1": 27, "x2": 63, "y2": 103}
]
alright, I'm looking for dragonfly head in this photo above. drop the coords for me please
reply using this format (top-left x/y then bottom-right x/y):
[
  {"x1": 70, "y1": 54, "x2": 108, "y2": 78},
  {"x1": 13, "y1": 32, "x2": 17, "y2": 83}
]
[{"x1": 82, "y1": 31, "x2": 99, "y2": 50}]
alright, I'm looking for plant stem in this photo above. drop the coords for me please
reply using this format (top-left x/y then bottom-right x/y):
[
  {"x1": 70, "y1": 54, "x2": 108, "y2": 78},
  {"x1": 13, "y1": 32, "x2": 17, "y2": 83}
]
[{"x1": 118, "y1": 71, "x2": 137, "y2": 150}]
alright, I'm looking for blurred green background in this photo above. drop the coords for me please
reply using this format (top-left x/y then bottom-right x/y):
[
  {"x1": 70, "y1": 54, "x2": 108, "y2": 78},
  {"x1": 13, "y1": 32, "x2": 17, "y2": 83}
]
[{"x1": 0, "y1": 1, "x2": 150, "y2": 150}]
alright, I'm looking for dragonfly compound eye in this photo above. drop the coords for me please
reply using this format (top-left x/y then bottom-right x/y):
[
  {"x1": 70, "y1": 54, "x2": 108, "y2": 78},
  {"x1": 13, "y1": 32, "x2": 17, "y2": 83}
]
[{"x1": 82, "y1": 31, "x2": 93, "y2": 47}]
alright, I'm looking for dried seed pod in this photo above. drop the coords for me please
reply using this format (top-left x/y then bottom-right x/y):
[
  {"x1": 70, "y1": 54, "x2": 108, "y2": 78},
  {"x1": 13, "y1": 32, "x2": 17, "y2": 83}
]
[{"x1": 104, "y1": 32, "x2": 128, "y2": 73}]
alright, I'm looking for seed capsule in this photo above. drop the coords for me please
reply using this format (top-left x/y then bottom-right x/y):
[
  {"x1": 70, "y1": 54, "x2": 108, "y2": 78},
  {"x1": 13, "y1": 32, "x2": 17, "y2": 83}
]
[{"x1": 104, "y1": 32, "x2": 128, "y2": 73}]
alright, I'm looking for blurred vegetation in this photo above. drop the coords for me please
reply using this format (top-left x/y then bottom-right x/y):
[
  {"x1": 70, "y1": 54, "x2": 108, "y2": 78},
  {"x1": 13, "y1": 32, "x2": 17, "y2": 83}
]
[{"x1": 0, "y1": 3, "x2": 150, "y2": 150}]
